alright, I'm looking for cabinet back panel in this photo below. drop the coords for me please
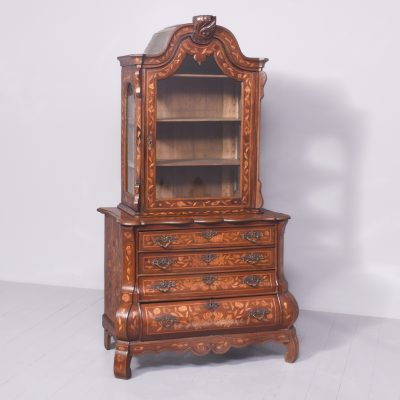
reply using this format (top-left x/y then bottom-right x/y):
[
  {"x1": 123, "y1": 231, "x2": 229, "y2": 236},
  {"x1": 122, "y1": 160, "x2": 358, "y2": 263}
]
[
  {"x1": 157, "y1": 77, "x2": 241, "y2": 120},
  {"x1": 156, "y1": 165, "x2": 240, "y2": 199},
  {"x1": 156, "y1": 121, "x2": 240, "y2": 161}
]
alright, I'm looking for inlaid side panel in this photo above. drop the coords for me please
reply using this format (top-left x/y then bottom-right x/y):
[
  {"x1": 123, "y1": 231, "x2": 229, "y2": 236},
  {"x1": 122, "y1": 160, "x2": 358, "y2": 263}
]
[
  {"x1": 121, "y1": 65, "x2": 142, "y2": 211},
  {"x1": 104, "y1": 215, "x2": 123, "y2": 325},
  {"x1": 115, "y1": 226, "x2": 137, "y2": 342}
]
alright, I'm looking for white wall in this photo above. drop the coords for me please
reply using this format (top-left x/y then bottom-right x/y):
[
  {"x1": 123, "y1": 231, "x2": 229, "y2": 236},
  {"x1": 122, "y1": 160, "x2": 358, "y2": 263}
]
[{"x1": 1, "y1": 0, "x2": 399, "y2": 319}]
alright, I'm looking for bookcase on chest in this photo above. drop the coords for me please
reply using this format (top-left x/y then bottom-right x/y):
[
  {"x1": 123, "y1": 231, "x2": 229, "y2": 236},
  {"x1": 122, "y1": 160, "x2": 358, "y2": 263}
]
[{"x1": 98, "y1": 15, "x2": 299, "y2": 379}]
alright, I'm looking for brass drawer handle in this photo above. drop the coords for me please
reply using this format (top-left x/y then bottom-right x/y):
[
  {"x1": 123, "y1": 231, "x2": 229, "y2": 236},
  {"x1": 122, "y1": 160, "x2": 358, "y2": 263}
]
[
  {"x1": 241, "y1": 231, "x2": 263, "y2": 243},
  {"x1": 243, "y1": 275, "x2": 263, "y2": 287},
  {"x1": 248, "y1": 308, "x2": 270, "y2": 321},
  {"x1": 200, "y1": 230, "x2": 218, "y2": 240},
  {"x1": 152, "y1": 280, "x2": 176, "y2": 293},
  {"x1": 152, "y1": 235, "x2": 177, "y2": 248},
  {"x1": 202, "y1": 275, "x2": 217, "y2": 286},
  {"x1": 151, "y1": 257, "x2": 176, "y2": 270},
  {"x1": 155, "y1": 315, "x2": 178, "y2": 329},
  {"x1": 241, "y1": 253, "x2": 264, "y2": 264},
  {"x1": 201, "y1": 254, "x2": 217, "y2": 264},
  {"x1": 204, "y1": 301, "x2": 219, "y2": 311}
]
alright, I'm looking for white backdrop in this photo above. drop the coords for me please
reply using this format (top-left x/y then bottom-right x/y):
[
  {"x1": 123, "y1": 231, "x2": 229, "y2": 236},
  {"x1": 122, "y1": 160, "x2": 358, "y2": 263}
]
[{"x1": 1, "y1": 0, "x2": 399, "y2": 319}]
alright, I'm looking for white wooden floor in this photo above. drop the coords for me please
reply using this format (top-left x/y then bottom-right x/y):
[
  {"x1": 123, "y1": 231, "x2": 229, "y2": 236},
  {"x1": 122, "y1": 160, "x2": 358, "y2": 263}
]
[{"x1": 0, "y1": 281, "x2": 399, "y2": 400}]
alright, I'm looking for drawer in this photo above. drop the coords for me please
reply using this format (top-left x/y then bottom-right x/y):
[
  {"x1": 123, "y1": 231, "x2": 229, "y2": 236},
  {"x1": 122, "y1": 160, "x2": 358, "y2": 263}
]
[
  {"x1": 141, "y1": 295, "x2": 280, "y2": 339},
  {"x1": 138, "y1": 225, "x2": 275, "y2": 252},
  {"x1": 139, "y1": 248, "x2": 276, "y2": 275},
  {"x1": 139, "y1": 271, "x2": 277, "y2": 301}
]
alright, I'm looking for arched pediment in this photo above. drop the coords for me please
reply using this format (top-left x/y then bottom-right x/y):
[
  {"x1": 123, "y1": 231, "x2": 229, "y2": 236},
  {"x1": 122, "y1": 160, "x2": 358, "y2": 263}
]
[{"x1": 118, "y1": 15, "x2": 267, "y2": 72}]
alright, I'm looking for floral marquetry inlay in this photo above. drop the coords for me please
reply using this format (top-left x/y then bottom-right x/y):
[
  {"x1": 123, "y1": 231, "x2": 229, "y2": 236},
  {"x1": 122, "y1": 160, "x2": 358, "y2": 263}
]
[
  {"x1": 131, "y1": 328, "x2": 297, "y2": 359},
  {"x1": 139, "y1": 271, "x2": 276, "y2": 301},
  {"x1": 140, "y1": 248, "x2": 275, "y2": 275},
  {"x1": 141, "y1": 296, "x2": 279, "y2": 338},
  {"x1": 139, "y1": 226, "x2": 275, "y2": 251},
  {"x1": 279, "y1": 292, "x2": 299, "y2": 329}
]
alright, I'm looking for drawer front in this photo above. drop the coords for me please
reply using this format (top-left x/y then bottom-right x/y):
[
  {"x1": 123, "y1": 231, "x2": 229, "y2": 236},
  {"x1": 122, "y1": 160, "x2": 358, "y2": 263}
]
[
  {"x1": 138, "y1": 226, "x2": 275, "y2": 252},
  {"x1": 141, "y1": 295, "x2": 280, "y2": 339},
  {"x1": 139, "y1": 248, "x2": 275, "y2": 275},
  {"x1": 139, "y1": 271, "x2": 277, "y2": 301}
]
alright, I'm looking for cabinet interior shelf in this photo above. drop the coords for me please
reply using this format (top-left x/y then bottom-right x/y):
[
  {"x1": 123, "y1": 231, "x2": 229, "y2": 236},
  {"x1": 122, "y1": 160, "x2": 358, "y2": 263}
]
[
  {"x1": 156, "y1": 158, "x2": 240, "y2": 167},
  {"x1": 157, "y1": 118, "x2": 241, "y2": 123}
]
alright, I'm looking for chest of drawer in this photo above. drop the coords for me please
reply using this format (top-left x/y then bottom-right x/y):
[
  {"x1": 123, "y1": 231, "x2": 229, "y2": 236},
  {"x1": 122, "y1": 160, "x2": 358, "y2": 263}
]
[
  {"x1": 138, "y1": 225, "x2": 275, "y2": 252},
  {"x1": 140, "y1": 295, "x2": 280, "y2": 339},
  {"x1": 139, "y1": 270, "x2": 277, "y2": 301},
  {"x1": 139, "y1": 248, "x2": 275, "y2": 275}
]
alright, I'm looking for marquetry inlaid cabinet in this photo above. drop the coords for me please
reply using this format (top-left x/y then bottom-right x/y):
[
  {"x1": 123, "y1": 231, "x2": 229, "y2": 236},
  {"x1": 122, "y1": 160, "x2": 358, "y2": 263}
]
[{"x1": 98, "y1": 15, "x2": 299, "y2": 379}]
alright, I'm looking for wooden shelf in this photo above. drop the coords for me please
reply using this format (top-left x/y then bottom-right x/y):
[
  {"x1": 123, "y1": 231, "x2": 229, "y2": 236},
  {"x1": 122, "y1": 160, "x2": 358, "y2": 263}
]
[
  {"x1": 157, "y1": 118, "x2": 241, "y2": 123},
  {"x1": 172, "y1": 74, "x2": 229, "y2": 79},
  {"x1": 156, "y1": 159, "x2": 240, "y2": 167}
]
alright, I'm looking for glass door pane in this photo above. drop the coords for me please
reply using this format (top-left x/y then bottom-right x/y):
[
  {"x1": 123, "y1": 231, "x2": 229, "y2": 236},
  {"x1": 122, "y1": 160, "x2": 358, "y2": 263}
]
[
  {"x1": 126, "y1": 84, "x2": 135, "y2": 193},
  {"x1": 155, "y1": 55, "x2": 241, "y2": 200}
]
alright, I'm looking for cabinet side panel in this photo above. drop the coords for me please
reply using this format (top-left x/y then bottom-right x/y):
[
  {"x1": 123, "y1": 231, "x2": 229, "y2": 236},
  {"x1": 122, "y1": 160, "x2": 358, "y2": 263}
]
[
  {"x1": 104, "y1": 215, "x2": 123, "y2": 327},
  {"x1": 121, "y1": 65, "x2": 142, "y2": 212}
]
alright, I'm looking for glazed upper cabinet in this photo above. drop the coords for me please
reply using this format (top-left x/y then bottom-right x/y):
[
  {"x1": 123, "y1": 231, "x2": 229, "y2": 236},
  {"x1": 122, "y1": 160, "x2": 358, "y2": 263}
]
[{"x1": 118, "y1": 15, "x2": 267, "y2": 215}]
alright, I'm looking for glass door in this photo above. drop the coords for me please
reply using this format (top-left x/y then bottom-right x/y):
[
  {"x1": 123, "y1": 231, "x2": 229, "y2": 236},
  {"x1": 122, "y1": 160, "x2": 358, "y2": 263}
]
[{"x1": 155, "y1": 56, "x2": 242, "y2": 200}]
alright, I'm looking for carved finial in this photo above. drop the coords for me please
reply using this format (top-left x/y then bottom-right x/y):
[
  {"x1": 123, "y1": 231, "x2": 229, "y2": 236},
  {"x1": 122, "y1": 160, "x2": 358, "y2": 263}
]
[{"x1": 192, "y1": 15, "x2": 216, "y2": 44}]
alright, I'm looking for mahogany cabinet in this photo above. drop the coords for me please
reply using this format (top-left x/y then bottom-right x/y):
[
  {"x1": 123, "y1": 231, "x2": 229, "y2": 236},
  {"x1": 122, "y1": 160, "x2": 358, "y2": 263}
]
[{"x1": 98, "y1": 15, "x2": 299, "y2": 379}]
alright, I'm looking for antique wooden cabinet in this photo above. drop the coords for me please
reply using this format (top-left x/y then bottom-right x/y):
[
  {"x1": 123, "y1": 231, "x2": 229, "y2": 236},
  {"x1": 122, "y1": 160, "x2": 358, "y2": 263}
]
[{"x1": 98, "y1": 15, "x2": 299, "y2": 379}]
